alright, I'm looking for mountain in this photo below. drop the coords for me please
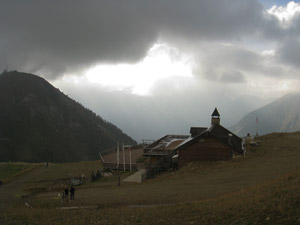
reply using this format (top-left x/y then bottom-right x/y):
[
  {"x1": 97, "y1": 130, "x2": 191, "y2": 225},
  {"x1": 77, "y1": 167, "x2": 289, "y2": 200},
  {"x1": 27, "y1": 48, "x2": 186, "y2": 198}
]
[
  {"x1": 230, "y1": 93, "x2": 300, "y2": 136},
  {"x1": 0, "y1": 71, "x2": 136, "y2": 162},
  {"x1": 231, "y1": 94, "x2": 272, "y2": 116}
]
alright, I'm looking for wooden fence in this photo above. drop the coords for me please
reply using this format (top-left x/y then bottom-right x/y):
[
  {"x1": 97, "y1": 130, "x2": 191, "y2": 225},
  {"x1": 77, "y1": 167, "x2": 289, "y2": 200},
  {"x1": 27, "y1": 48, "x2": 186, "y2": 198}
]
[{"x1": 103, "y1": 162, "x2": 137, "y2": 171}]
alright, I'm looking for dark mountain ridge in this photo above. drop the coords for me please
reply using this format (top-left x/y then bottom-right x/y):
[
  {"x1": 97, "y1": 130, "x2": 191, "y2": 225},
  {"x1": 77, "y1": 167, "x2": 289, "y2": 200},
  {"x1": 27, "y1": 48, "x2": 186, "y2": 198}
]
[
  {"x1": 230, "y1": 92, "x2": 300, "y2": 136},
  {"x1": 0, "y1": 71, "x2": 136, "y2": 162}
]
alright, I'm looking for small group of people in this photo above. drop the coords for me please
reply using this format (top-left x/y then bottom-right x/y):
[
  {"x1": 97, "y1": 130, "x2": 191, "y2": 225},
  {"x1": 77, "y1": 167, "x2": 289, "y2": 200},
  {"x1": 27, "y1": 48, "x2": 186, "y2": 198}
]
[
  {"x1": 61, "y1": 185, "x2": 75, "y2": 203},
  {"x1": 91, "y1": 169, "x2": 102, "y2": 182}
]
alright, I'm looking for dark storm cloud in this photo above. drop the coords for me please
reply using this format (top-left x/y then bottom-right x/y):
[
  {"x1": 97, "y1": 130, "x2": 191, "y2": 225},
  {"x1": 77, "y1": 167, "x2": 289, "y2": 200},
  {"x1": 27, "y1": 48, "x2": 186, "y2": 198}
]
[
  {"x1": 0, "y1": 0, "x2": 279, "y2": 79},
  {"x1": 0, "y1": 0, "x2": 158, "y2": 78}
]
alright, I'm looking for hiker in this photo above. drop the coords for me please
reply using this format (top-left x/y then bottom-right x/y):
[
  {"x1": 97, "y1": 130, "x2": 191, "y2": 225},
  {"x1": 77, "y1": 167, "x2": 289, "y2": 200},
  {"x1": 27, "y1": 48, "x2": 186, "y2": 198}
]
[
  {"x1": 81, "y1": 173, "x2": 86, "y2": 181},
  {"x1": 61, "y1": 191, "x2": 65, "y2": 204},
  {"x1": 91, "y1": 170, "x2": 95, "y2": 182},
  {"x1": 70, "y1": 186, "x2": 75, "y2": 201},
  {"x1": 64, "y1": 187, "x2": 69, "y2": 202}
]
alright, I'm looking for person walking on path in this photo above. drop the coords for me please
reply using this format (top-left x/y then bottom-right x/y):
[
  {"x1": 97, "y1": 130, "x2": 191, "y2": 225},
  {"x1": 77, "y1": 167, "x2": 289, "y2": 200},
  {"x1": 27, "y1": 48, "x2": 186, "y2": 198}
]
[
  {"x1": 61, "y1": 191, "x2": 65, "y2": 204},
  {"x1": 64, "y1": 187, "x2": 69, "y2": 202},
  {"x1": 70, "y1": 186, "x2": 75, "y2": 201}
]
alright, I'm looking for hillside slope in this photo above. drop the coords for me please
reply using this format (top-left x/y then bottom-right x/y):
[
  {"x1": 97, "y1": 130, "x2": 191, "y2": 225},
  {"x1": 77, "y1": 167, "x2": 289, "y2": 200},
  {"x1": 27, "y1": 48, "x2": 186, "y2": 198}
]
[
  {"x1": 0, "y1": 71, "x2": 136, "y2": 162},
  {"x1": 1, "y1": 132, "x2": 300, "y2": 224},
  {"x1": 230, "y1": 93, "x2": 300, "y2": 136}
]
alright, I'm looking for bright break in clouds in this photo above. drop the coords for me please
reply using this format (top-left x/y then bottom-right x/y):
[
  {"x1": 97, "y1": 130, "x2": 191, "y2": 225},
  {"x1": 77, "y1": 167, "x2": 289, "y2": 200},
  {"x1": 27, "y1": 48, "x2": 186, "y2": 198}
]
[{"x1": 1, "y1": 0, "x2": 300, "y2": 140}]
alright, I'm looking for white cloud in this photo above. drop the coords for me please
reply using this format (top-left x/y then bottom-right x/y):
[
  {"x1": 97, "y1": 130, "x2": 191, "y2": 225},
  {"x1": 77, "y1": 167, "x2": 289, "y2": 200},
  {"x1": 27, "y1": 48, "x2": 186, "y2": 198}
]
[
  {"x1": 268, "y1": 1, "x2": 300, "y2": 26},
  {"x1": 79, "y1": 43, "x2": 193, "y2": 95}
]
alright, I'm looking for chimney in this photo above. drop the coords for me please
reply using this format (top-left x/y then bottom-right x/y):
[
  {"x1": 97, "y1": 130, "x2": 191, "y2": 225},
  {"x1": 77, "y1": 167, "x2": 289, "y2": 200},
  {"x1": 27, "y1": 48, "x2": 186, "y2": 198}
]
[{"x1": 211, "y1": 107, "x2": 220, "y2": 125}]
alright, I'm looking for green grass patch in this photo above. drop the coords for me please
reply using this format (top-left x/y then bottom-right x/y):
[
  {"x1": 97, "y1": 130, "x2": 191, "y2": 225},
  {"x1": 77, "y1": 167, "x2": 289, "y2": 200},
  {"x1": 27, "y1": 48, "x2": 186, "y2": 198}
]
[
  {"x1": 0, "y1": 162, "x2": 40, "y2": 183},
  {"x1": 2, "y1": 169, "x2": 300, "y2": 225}
]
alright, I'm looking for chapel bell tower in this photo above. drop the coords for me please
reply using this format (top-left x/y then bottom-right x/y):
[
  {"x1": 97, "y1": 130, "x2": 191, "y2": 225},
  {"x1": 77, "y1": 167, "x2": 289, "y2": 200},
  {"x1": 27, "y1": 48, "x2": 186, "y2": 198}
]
[{"x1": 211, "y1": 107, "x2": 220, "y2": 125}]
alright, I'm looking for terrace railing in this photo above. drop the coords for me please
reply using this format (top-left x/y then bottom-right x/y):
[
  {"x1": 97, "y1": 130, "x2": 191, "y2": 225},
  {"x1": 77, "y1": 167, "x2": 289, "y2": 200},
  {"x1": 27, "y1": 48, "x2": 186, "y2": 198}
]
[{"x1": 143, "y1": 149, "x2": 174, "y2": 156}]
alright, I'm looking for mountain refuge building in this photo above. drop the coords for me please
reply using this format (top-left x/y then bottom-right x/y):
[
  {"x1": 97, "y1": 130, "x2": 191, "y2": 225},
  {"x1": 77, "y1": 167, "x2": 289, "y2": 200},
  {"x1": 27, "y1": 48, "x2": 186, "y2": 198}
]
[{"x1": 143, "y1": 108, "x2": 245, "y2": 176}]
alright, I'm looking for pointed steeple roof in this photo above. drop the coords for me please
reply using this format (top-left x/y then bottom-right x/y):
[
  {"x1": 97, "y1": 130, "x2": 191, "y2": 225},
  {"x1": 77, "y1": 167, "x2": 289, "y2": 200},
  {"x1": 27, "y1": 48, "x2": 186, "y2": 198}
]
[{"x1": 211, "y1": 107, "x2": 220, "y2": 117}]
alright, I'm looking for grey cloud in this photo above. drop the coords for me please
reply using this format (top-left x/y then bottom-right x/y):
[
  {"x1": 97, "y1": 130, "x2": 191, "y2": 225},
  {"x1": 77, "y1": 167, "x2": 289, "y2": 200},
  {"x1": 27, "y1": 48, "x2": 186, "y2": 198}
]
[
  {"x1": 220, "y1": 71, "x2": 246, "y2": 83},
  {"x1": 0, "y1": 0, "x2": 158, "y2": 78},
  {"x1": 0, "y1": 0, "x2": 281, "y2": 79},
  {"x1": 192, "y1": 42, "x2": 292, "y2": 84},
  {"x1": 289, "y1": 13, "x2": 300, "y2": 36},
  {"x1": 277, "y1": 37, "x2": 300, "y2": 68},
  {"x1": 157, "y1": 0, "x2": 264, "y2": 40},
  {"x1": 207, "y1": 45, "x2": 262, "y2": 71}
]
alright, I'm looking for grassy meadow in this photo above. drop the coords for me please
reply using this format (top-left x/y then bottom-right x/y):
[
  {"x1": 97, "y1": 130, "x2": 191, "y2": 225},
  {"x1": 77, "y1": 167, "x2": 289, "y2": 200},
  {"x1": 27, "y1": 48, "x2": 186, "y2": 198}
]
[
  {"x1": 1, "y1": 132, "x2": 300, "y2": 224},
  {"x1": 0, "y1": 162, "x2": 41, "y2": 183}
]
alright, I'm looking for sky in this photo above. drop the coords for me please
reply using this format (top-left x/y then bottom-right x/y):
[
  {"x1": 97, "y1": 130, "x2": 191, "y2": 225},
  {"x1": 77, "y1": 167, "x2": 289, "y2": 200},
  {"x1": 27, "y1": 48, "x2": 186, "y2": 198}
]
[{"x1": 1, "y1": 0, "x2": 300, "y2": 141}]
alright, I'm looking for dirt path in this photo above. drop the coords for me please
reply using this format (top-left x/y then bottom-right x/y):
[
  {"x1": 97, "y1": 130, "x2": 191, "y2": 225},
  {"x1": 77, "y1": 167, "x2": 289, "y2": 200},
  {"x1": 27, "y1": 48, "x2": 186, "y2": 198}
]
[
  {"x1": 123, "y1": 169, "x2": 146, "y2": 183},
  {"x1": 0, "y1": 166, "x2": 45, "y2": 211}
]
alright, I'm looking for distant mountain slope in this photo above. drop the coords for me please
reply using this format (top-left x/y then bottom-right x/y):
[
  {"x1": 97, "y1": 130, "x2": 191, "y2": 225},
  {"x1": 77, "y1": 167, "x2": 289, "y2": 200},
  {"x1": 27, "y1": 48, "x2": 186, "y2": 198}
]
[
  {"x1": 230, "y1": 93, "x2": 300, "y2": 136},
  {"x1": 0, "y1": 71, "x2": 136, "y2": 162}
]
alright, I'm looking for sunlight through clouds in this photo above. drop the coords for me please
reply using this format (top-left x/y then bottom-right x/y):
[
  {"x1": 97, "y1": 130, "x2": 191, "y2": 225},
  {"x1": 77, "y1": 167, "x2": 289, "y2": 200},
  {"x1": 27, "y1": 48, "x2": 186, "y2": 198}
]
[
  {"x1": 268, "y1": 1, "x2": 300, "y2": 25},
  {"x1": 84, "y1": 43, "x2": 193, "y2": 95}
]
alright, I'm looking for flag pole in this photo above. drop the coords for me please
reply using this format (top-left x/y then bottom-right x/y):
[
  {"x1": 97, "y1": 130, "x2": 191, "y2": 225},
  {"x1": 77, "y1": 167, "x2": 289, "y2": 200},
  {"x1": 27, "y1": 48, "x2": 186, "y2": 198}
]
[
  {"x1": 122, "y1": 142, "x2": 125, "y2": 172},
  {"x1": 129, "y1": 146, "x2": 132, "y2": 171},
  {"x1": 117, "y1": 142, "x2": 119, "y2": 168},
  {"x1": 256, "y1": 116, "x2": 258, "y2": 137},
  {"x1": 117, "y1": 142, "x2": 120, "y2": 186}
]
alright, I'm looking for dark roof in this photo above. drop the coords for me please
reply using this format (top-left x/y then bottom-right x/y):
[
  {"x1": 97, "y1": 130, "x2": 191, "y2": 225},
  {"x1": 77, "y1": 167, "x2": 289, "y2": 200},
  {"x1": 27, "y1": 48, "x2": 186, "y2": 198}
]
[
  {"x1": 190, "y1": 127, "x2": 207, "y2": 137},
  {"x1": 208, "y1": 124, "x2": 243, "y2": 154},
  {"x1": 211, "y1": 107, "x2": 220, "y2": 117},
  {"x1": 176, "y1": 124, "x2": 243, "y2": 154},
  {"x1": 144, "y1": 135, "x2": 190, "y2": 156}
]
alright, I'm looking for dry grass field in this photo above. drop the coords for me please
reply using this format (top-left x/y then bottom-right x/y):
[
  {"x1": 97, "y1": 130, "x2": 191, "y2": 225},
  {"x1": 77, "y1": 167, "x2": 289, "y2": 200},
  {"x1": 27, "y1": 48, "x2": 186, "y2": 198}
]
[{"x1": 1, "y1": 132, "x2": 300, "y2": 224}]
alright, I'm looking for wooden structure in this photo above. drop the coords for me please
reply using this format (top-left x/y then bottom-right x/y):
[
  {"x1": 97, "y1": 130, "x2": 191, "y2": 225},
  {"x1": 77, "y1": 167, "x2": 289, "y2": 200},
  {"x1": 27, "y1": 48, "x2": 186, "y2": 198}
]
[
  {"x1": 143, "y1": 108, "x2": 244, "y2": 174},
  {"x1": 100, "y1": 145, "x2": 144, "y2": 171},
  {"x1": 175, "y1": 123, "x2": 243, "y2": 167},
  {"x1": 143, "y1": 135, "x2": 190, "y2": 177},
  {"x1": 176, "y1": 108, "x2": 243, "y2": 167},
  {"x1": 190, "y1": 127, "x2": 207, "y2": 138},
  {"x1": 175, "y1": 108, "x2": 243, "y2": 167}
]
